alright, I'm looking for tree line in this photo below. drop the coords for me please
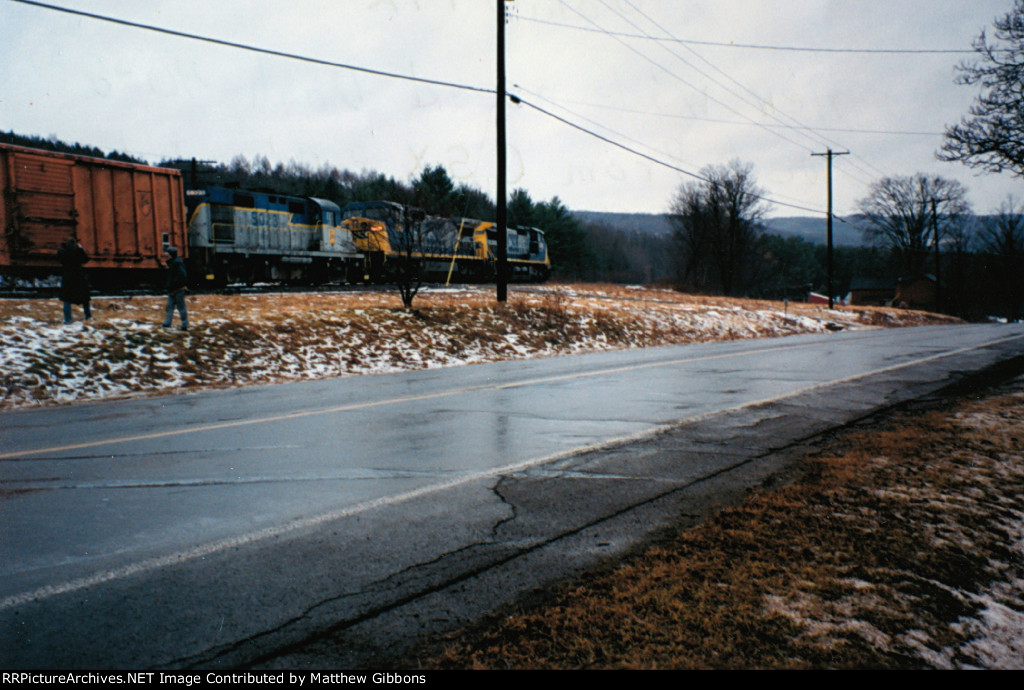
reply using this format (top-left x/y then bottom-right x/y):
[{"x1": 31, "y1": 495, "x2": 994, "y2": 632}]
[
  {"x1": 668, "y1": 158, "x2": 1023, "y2": 320},
  {"x1": 1, "y1": 131, "x2": 145, "y2": 164}
]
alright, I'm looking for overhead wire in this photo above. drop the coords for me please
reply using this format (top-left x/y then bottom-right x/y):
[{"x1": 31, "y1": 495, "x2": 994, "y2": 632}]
[
  {"x1": 516, "y1": 15, "x2": 974, "y2": 54},
  {"x1": 515, "y1": 97, "x2": 944, "y2": 137},
  {"x1": 566, "y1": 0, "x2": 872, "y2": 193},
  {"x1": 510, "y1": 94, "x2": 828, "y2": 216},
  {"x1": 609, "y1": 0, "x2": 882, "y2": 188},
  {"x1": 606, "y1": 0, "x2": 829, "y2": 152},
  {"x1": 553, "y1": 0, "x2": 816, "y2": 153},
  {"x1": 510, "y1": 85, "x2": 705, "y2": 175},
  {"x1": 13, "y1": 0, "x2": 832, "y2": 216},
  {"x1": 9, "y1": 0, "x2": 494, "y2": 95},
  {"x1": 552, "y1": 0, "x2": 899, "y2": 192},
  {"x1": 610, "y1": 0, "x2": 935, "y2": 185},
  {"x1": 548, "y1": 0, "x2": 860, "y2": 207},
  {"x1": 512, "y1": 86, "x2": 831, "y2": 213}
]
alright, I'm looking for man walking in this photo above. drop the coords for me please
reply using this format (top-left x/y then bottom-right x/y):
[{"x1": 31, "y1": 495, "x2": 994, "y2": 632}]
[{"x1": 162, "y1": 247, "x2": 189, "y2": 331}]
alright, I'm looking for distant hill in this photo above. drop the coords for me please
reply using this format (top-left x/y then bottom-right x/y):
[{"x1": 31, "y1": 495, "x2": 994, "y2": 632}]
[
  {"x1": 573, "y1": 211, "x2": 676, "y2": 237},
  {"x1": 574, "y1": 211, "x2": 872, "y2": 247},
  {"x1": 762, "y1": 216, "x2": 869, "y2": 247}
]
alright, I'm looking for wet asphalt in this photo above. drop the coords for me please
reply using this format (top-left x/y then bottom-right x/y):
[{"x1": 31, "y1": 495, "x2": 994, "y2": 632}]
[{"x1": 2, "y1": 323, "x2": 1022, "y2": 668}]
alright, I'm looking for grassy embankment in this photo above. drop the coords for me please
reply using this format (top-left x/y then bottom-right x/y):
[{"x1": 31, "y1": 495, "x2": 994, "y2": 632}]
[{"x1": 0, "y1": 284, "x2": 957, "y2": 408}]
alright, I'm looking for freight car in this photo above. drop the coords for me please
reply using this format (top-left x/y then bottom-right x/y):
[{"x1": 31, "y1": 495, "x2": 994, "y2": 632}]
[
  {"x1": 1, "y1": 142, "x2": 187, "y2": 286},
  {"x1": 341, "y1": 200, "x2": 550, "y2": 283}
]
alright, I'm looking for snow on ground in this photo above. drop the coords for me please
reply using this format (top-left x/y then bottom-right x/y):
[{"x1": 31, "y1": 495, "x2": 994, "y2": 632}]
[
  {"x1": 761, "y1": 380, "x2": 1024, "y2": 670},
  {"x1": 0, "y1": 284, "x2": 958, "y2": 409}
]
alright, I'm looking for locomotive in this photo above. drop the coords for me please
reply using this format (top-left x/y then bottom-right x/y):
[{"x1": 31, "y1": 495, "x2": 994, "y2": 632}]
[
  {"x1": 0, "y1": 143, "x2": 550, "y2": 288},
  {"x1": 185, "y1": 185, "x2": 362, "y2": 286},
  {"x1": 341, "y1": 201, "x2": 550, "y2": 283}
]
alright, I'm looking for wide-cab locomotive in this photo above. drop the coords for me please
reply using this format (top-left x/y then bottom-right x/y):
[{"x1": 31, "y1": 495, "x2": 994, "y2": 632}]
[{"x1": 341, "y1": 200, "x2": 550, "y2": 283}]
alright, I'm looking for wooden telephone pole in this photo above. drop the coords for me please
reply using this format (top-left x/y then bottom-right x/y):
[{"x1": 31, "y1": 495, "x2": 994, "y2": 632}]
[
  {"x1": 496, "y1": 1, "x2": 512, "y2": 302},
  {"x1": 811, "y1": 149, "x2": 849, "y2": 309}
]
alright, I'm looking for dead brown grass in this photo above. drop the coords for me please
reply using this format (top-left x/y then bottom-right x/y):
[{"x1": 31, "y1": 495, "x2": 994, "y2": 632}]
[
  {"x1": 416, "y1": 379, "x2": 1024, "y2": 670},
  {"x1": 0, "y1": 283, "x2": 959, "y2": 326},
  {"x1": 0, "y1": 284, "x2": 960, "y2": 409}
]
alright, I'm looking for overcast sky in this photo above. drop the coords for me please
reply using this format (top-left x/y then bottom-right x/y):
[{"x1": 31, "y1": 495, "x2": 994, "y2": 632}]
[{"x1": 2, "y1": 0, "x2": 1020, "y2": 218}]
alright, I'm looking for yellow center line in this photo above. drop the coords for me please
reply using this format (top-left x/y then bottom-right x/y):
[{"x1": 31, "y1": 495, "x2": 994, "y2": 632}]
[{"x1": 4, "y1": 331, "x2": 1021, "y2": 461}]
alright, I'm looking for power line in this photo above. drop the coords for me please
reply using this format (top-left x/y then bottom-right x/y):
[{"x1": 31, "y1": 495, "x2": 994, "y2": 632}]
[
  {"x1": 517, "y1": 15, "x2": 973, "y2": 54},
  {"x1": 608, "y1": 0, "x2": 830, "y2": 152},
  {"x1": 518, "y1": 97, "x2": 944, "y2": 136},
  {"x1": 512, "y1": 84, "x2": 859, "y2": 210},
  {"x1": 10, "y1": 0, "x2": 494, "y2": 95},
  {"x1": 610, "y1": 0, "x2": 884, "y2": 188},
  {"x1": 512, "y1": 85, "x2": 707, "y2": 177},
  {"x1": 574, "y1": 0, "x2": 878, "y2": 191},
  {"x1": 554, "y1": 0, "x2": 815, "y2": 153},
  {"x1": 512, "y1": 94, "x2": 828, "y2": 216}
]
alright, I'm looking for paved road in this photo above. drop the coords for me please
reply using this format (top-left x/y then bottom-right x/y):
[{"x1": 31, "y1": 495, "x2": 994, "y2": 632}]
[{"x1": 2, "y1": 323, "x2": 1023, "y2": 668}]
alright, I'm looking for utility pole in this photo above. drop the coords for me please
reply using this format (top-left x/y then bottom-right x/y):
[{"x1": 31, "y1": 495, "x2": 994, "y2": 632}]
[
  {"x1": 811, "y1": 148, "x2": 849, "y2": 309},
  {"x1": 930, "y1": 197, "x2": 952, "y2": 313},
  {"x1": 496, "y1": 1, "x2": 511, "y2": 303}
]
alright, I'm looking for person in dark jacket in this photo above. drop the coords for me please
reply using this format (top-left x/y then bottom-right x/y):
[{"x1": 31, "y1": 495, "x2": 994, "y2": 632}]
[
  {"x1": 162, "y1": 247, "x2": 189, "y2": 330},
  {"x1": 57, "y1": 237, "x2": 91, "y2": 324}
]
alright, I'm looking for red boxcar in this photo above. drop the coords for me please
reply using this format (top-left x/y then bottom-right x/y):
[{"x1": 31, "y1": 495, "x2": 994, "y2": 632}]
[{"x1": 0, "y1": 143, "x2": 187, "y2": 283}]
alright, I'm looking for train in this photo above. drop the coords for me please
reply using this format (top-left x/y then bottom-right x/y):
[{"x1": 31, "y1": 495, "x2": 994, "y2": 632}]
[
  {"x1": 341, "y1": 201, "x2": 550, "y2": 283},
  {"x1": 0, "y1": 142, "x2": 550, "y2": 288}
]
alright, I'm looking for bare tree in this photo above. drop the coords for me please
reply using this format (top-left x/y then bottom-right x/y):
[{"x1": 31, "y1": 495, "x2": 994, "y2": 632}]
[
  {"x1": 938, "y1": 1, "x2": 1024, "y2": 176},
  {"x1": 390, "y1": 207, "x2": 429, "y2": 310},
  {"x1": 669, "y1": 161, "x2": 768, "y2": 295},
  {"x1": 982, "y1": 196, "x2": 1024, "y2": 320},
  {"x1": 856, "y1": 174, "x2": 971, "y2": 276}
]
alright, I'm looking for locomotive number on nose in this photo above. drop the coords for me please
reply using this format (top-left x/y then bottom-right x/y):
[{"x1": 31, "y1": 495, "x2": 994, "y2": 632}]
[{"x1": 249, "y1": 210, "x2": 286, "y2": 229}]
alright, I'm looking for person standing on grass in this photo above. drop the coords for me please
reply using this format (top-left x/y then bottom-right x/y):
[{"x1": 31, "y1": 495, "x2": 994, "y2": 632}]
[
  {"x1": 58, "y1": 237, "x2": 91, "y2": 324},
  {"x1": 162, "y1": 247, "x2": 189, "y2": 331}
]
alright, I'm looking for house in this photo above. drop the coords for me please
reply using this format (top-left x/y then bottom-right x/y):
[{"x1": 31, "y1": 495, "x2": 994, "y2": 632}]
[
  {"x1": 894, "y1": 274, "x2": 942, "y2": 312},
  {"x1": 847, "y1": 276, "x2": 895, "y2": 306}
]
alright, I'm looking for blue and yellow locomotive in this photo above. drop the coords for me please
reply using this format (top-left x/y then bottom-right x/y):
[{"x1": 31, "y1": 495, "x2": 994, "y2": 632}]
[
  {"x1": 185, "y1": 186, "x2": 362, "y2": 286},
  {"x1": 341, "y1": 200, "x2": 550, "y2": 283},
  {"x1": 184, "y1": 190, "x2": 549, "y2": 286}
]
